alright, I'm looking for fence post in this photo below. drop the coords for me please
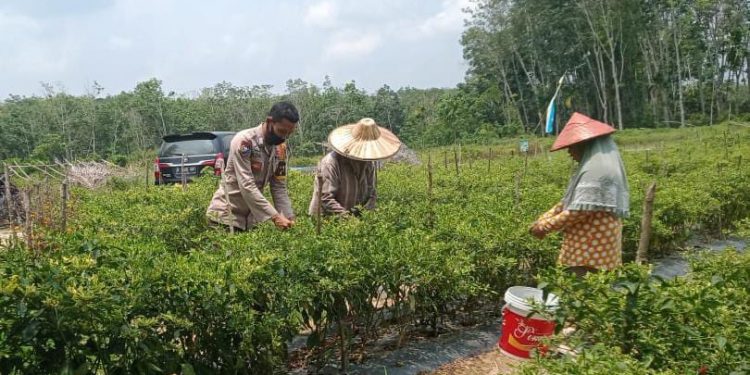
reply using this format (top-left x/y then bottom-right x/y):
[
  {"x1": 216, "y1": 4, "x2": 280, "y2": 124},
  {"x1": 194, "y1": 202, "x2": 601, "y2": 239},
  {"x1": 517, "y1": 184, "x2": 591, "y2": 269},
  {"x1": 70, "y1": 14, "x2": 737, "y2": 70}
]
[
  {"x1": 427, "y1": 154, "x2": 435, "y2": 228},
  {"x1": 453, "y1": 148, "x2": 460, "y2": 176},
  {"x1": 487, "y1": 148, "x2": 492, "y2": 173},
  {"x1": 458, "y1": 143, "x2": 462, "y2": 167},
  {"x1": 3, "y1": 164, "x2": 12, "y2": 227},
  {"x1": 427, "y1": 154, "x2": 433, "y2": 198},
  {"x1": 636, "y1": 182, "x2": 657, "y2": 265},
  {"x1": 316, "y1": 173, "x2": 323, "y2": 235},
  {"x1": 181, "y1": 153, "x2": 187, "y2": 191},
  {"x1": 23, "y1": 189, "x2": 32, "y2": 250},
  {"x1": 61, "y1": 174, "x2": 68, "y2": 233},
  {"x1": 738, "y1": 155, "x2": 742, "y2": 170},
  {"x1": 514, "y1": 171, "x2": 521, "y2": 208},
  {"x1": 220, "y1": 162, "x2": 234, "y2": 235},
  {"x1": 523, "y1": 151, "x2": 529, "y2": 177},
  {"x1": 34, "y1": 183, "x2": 41, "y2": 228}
]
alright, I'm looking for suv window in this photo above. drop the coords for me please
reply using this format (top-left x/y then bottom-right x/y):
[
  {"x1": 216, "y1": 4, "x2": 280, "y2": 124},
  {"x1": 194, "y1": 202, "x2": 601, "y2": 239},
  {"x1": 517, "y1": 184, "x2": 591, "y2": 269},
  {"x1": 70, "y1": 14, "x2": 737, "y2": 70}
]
[
  {"x1": 160, "y1": 139, "x2": 215, "y2": 157},
  {"x1": 220, "y1": 134, "x2": 235, "y2": 155}
]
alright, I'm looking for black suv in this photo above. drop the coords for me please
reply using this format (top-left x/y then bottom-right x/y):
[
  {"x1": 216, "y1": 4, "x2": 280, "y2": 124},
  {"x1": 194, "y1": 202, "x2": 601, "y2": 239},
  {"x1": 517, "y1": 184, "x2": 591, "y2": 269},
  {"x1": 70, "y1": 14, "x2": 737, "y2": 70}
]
[{"x1": 154, "y1": 131, "x2": 235, "y2": 185}]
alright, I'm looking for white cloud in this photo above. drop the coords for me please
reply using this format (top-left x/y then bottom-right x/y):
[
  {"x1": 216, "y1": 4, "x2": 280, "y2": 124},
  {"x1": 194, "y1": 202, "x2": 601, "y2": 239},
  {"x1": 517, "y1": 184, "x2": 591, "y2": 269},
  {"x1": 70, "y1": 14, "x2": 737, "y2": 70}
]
[
  {"x1": 304, "y1": 1, "x2": 338, "y2": 28},
  {"x1": 1, "y1": 1, "x2": 468, "y2": 97},
  {"x1": 0, "y1": 11, "x2": 40, "y2": 32},
  {"x1": 324, "y1": 31, "x2": 382, "y2": 60},
  {"x1": 418, "y1": 0, "x2": 470, "y2": 36},
  {"x1": 221, "y1": 34, "x2": 234, "y2": 46},
  {"x1": 108, "y1": 35, "x2": 133, "y2": 50}
]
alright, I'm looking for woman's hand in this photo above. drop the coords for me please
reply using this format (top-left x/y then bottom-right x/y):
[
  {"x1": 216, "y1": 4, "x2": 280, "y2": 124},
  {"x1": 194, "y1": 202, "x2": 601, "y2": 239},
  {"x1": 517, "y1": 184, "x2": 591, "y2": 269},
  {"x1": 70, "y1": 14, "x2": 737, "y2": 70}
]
[{"x1": 529, "y1": 223, "x2": 547, "y2": 239}]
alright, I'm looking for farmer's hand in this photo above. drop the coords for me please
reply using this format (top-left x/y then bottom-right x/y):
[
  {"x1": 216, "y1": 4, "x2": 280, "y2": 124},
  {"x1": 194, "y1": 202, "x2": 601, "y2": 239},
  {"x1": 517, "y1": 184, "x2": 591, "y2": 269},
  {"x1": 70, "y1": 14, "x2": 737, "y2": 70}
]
[
  {"x1": 272, "y1": 214, "x2": 293, "y2": 230},
  {"x1": 349, "y1": 207, "x2": 362, "y2": 218},
  {"x1": 529, "y1": 223, "x2": 546, "y2": 239}
]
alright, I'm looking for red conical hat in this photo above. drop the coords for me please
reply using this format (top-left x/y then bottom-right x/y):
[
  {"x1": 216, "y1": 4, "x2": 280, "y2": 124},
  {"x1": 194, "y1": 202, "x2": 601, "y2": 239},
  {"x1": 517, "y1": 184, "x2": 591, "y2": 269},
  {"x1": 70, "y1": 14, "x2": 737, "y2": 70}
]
[{"x1": 550, "y1": 112, "x2": 616, "y2": 151}]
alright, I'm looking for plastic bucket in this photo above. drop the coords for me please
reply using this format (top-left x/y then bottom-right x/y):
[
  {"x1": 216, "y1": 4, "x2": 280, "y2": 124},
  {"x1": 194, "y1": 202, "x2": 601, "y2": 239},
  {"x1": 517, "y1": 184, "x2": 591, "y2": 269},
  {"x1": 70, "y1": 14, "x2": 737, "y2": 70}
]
[{"x1": 498, "y1": 286, "x2": 559, "y2": 360}]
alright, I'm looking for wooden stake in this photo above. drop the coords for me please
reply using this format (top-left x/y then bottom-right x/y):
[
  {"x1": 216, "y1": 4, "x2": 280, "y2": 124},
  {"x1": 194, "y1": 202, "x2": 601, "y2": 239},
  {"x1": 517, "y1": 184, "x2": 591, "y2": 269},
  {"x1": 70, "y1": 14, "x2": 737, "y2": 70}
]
[
  {"x1": 34, "y1": 183, "x2": 41, "y2": 228},
  {"x1": 636, "y1": 182, "x2": 657, "y2": 265},
  {"x1": 458, "y1": 143, "x2": 462, "y2": 166},
  {"x1": 487, "y1": 148, "x2": 492, "y2": 173},
  {"x1": 23, "y1": 189, "x2": 31, "y2": 250},
  {"x1": 316, "y1": 173, "x2": 323, "y2": 235},
  {"x1": 427, "y1": 154, "x2": 433, "y2": 198},
  {"x1": 181, "y1": 154, "x2": 187, "y2": 191},
  {"x1": 453, "y1": 148, "x2": 459, "y2": 176},
  {"x1": 3, "y1": 164, "x2": 12, "y2": 227},
  {"x1": 514, "y1": 171, "x2": 521, "y2": 207},
  {"x1": 61, "y1": 177, "x2": 68, "y2": 233},
  {"x1": 523, "y1": 151, "x2": 529, "y2": 177},
  {"x1": 221, "y1": 171, "x2": 234, "y2": 234},
  {"x1": 723, "y1": 130, "x2": 729, "y2": 159},
  {"x1": 427, "y1": 154, "x2": 435, "y2": 228},
  {"x1": 338, "y1": 318, "x2": 349, "y2": 373}
]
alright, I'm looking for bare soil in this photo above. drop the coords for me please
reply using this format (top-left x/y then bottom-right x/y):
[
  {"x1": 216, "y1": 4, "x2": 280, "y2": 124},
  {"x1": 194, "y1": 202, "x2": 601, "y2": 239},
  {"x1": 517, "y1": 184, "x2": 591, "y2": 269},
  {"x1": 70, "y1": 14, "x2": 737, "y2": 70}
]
[{"x1": 429, "y1": 349, "x2": 521, "y2": 375}]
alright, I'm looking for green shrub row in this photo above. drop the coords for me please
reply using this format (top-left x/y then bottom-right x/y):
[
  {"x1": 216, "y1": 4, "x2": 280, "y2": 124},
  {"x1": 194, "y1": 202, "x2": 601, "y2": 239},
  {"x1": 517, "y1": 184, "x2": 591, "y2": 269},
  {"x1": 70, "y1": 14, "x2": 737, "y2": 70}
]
[{"x1": 0, "y1": 125, "x2": 748, "y2": 373}]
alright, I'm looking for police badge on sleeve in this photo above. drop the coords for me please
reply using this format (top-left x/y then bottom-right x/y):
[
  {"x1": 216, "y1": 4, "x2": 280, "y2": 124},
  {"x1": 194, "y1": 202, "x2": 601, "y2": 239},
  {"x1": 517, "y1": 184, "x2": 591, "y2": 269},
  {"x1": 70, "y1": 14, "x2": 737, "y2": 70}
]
[
  {"x1": 274, "y1": 144, "x2": 287, "y2": 180},
  {"x1": 240, "y1": 142, "x2": 252, "y2": 157}
]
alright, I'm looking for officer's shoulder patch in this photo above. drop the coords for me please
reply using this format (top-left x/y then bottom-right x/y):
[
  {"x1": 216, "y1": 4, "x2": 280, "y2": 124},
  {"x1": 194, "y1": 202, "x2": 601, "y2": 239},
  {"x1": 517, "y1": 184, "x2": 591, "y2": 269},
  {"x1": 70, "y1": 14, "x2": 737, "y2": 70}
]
[{"x1": 239, "y1": 140, "x2": 253, "y2": 157}]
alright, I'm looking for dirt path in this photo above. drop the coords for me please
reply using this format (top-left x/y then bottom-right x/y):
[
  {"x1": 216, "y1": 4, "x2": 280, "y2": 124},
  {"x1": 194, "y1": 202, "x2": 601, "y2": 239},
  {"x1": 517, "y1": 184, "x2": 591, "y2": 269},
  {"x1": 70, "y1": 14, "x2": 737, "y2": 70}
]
[
  {"x1": 430, "y1": 349, "x2": 521, "y2": 374},
  {"x1": 296, "y1": 317, "x2": 523, "y2": 375}
]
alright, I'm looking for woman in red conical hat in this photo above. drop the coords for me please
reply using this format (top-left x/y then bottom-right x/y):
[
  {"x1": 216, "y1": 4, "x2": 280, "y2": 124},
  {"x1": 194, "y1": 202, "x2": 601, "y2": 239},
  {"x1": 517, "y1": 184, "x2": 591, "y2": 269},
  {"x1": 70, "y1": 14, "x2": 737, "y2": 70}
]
[{"x1": 529, "y1": 113, "x2": 630, "y2": 277}]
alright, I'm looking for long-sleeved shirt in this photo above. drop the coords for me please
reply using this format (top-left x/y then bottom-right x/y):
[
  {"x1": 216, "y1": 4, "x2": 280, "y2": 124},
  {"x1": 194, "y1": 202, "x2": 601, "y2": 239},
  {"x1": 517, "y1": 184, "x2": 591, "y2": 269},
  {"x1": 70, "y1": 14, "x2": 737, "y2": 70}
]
[
  {"x1": 206, "y1": 124, "x2": 293, "y2": 230},
  {"x1": 533, "y1": 203, "x2": 622, "y2": 270},
  {"x1": 308, "y1": 152, "x2": 376, "y2": 216}
]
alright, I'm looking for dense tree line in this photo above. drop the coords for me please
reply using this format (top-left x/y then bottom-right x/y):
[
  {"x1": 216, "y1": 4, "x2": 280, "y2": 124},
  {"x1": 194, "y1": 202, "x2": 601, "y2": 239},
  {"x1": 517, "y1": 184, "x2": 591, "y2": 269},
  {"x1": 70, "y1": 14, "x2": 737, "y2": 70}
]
[
  {"x1": 0, "y1": 79, "x2": 449, "y2": 160},
  {"x1": 1, "y1": 0, "x2": 748, "y2": 161},
  {"x1": 461, "y1": 0, "x2": 750, "y2": 132}
]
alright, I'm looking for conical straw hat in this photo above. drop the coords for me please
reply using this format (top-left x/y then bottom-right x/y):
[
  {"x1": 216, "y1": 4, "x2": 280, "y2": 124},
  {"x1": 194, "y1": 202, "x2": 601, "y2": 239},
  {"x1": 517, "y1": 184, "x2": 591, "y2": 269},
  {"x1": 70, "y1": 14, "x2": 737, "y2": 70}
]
[
  {"x1": 550, "y1": 112, "x2": 616, "y2": 151},
  {"x1": 328, "y1": 118, "x2": 402, "y2": 160}
]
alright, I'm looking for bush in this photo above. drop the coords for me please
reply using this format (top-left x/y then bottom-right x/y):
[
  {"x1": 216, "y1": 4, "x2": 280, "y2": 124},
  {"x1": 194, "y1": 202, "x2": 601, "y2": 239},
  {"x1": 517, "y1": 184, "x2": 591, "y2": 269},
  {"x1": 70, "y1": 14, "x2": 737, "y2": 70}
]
[
  {"x1": 529, "y1": 250, "x2": 750, "y2": 374},
  {"x1": 1, "y1": 125, "x2": 750, "y2": 372}
]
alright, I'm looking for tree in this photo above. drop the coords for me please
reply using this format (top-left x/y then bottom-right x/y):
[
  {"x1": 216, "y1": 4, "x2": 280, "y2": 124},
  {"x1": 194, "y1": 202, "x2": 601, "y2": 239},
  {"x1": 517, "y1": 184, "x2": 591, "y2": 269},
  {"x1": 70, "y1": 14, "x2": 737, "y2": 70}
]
[{"x1": 372, "y1": 85, "x2": 405, "y2": 134}]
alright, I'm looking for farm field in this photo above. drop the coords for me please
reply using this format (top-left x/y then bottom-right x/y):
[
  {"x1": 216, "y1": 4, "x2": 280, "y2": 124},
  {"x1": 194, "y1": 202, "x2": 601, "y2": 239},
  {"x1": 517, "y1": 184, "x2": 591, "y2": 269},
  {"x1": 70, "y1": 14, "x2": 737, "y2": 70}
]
[{"x1": 1, "y1": 124, "x2": 749, "y2": 374}]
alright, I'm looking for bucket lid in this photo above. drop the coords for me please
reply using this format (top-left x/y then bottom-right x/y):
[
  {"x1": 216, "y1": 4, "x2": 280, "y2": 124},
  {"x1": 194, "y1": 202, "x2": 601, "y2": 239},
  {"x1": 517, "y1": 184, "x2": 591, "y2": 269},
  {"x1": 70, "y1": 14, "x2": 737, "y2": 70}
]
[{"x1": 504, "y1": 286, "x2": 559, "y2": 312}]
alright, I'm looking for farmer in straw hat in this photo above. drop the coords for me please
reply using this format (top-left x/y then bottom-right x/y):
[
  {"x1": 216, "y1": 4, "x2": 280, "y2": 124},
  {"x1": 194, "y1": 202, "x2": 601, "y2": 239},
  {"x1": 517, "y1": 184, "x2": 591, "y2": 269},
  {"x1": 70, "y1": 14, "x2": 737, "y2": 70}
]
[
  {"x1": 308, "y1": 118, "x2": 401, "y2": 217},
  {"x1": 529, "y1": 113, "x2": 630, "y2": 277}
]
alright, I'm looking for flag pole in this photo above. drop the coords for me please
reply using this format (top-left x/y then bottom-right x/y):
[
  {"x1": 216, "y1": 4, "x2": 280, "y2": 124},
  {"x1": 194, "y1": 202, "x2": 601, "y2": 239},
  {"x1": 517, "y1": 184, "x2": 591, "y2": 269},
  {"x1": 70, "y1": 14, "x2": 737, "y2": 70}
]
[{"x1": 545, "y1": 73, "x2": 566, "y2": 136}]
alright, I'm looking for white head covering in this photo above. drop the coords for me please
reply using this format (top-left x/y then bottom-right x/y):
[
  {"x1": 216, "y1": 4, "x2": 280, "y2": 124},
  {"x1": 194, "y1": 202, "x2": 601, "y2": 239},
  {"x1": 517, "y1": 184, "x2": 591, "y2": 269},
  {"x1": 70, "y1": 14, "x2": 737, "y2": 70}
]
[{"x1": 562, "y1": 136, "x2": 630, "y2": 218}]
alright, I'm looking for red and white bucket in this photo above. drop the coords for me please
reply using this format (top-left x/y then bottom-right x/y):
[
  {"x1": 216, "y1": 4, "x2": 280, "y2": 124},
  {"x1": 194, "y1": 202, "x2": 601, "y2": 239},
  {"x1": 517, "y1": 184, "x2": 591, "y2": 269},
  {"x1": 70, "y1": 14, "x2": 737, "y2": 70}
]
[{"x1": 498, "y1": 286, "x2": 559, "y2": 360}]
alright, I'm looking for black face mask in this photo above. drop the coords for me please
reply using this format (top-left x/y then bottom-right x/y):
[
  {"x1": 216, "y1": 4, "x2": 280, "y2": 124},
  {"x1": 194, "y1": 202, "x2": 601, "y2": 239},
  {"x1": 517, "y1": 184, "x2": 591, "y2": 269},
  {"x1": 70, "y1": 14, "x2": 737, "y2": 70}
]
[{"x1": 264, "y1": 127, "x2": 286, "y2": 145}]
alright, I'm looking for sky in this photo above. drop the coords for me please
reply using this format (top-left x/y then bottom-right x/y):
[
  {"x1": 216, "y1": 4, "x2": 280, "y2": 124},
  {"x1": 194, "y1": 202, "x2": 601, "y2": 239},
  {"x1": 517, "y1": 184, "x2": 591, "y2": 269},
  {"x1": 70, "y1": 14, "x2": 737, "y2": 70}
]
[{"x1": 0, "y1": 0, "x2": 472, "y2": 98}]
